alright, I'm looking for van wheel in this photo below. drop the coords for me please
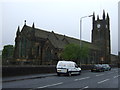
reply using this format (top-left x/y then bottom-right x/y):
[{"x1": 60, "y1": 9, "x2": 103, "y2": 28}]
[
  {"x1": 57, "y1": 73, "x2": 60, "y2": 76},
  {"x1": 68, "y1": 72, "x2": 71, "y2": 76}
]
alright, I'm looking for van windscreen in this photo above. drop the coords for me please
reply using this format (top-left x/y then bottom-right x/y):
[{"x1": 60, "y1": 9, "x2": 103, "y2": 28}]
[
  {"x1": 58, "y1": 62, "x2": 67, "y2": 67},
  {"x1": 58, "y1": 62, "x2": 74, "y2": 67}
]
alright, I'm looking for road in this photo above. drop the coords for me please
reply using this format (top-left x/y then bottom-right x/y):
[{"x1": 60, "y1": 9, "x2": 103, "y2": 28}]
[{"x1": 2, "y1": 68, "x2": 120, "y2": 89}]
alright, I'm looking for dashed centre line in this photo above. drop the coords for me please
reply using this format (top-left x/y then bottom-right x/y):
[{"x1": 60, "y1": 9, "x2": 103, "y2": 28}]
[
  {"x1": 79, "y1": 86, "x2": 89, "y2": 90},
  {"x1": 97, "y1": 79, "x2": 110, "y2": 84},
  {"x1": 37, "y1": 82, "x2": 63, "y2": 88},
  {"x1": 74, "y1": 77, "x2": 90, "y2": 81},
  {"x1": 37, "y1": 69, "x2": 118, "y2": 88},
  {"x1": 96, "y1": 74, "x2": 104, "y2": 77},
  {"x1": 113, "y1": 75, "x2": 120, "y2": 78},
  {"x1": 83, "y1": 86, "x2": 89, "y2": 88}
]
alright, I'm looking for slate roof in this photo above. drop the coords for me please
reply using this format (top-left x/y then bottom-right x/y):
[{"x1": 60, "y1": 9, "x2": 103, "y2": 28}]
[{"x1": 21, "y1": 25, "x2": 100, "y2": 50}]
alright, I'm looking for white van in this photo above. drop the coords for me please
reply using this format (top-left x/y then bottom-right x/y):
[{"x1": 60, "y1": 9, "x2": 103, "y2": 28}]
[{"x1": 56, "y1": 61, "x2": 81, "y2": 76}]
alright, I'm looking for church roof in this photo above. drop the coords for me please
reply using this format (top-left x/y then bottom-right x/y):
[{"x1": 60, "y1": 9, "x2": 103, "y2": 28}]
[{"x1": 21, "y1": 25, "x2": 100, "y2": 50}]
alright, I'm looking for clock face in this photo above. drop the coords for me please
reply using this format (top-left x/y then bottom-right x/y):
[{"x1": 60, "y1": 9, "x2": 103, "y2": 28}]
[{"x1": 97, "y1": 24, "x2": 101, "y2": 28}]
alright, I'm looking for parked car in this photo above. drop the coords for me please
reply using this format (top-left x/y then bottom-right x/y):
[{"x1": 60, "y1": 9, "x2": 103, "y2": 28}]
[
  {"x1": 56, "y1": 61, "x2": 81, "y2": 76},
  {"x1": 101, "y1": 64, "x2": 111, "y2": 71},
  {"x1": 91, "y1": 64, "x2": 105, "y2": 72}
]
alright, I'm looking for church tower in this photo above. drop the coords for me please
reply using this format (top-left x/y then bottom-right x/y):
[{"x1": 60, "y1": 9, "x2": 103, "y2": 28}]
[{"x1": 92, "y1": 10, "x2": 111, "y2": 64}]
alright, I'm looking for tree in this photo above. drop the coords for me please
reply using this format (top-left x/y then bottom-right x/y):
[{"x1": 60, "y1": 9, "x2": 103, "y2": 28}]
[
  {"x1": 61, "y1": 43, "x2": 89, "y2": 65},
  {"x1": 2, "y1": 45, "x2": 14, "y2": 64}
]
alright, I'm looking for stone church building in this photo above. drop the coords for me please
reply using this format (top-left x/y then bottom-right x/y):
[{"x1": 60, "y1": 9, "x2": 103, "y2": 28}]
[{"x1": 14, "y1": 11, "x2": 111, "y2": 65}]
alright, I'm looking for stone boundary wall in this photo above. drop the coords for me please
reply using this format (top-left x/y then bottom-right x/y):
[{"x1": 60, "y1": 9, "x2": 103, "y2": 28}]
[
  {"x1": 2, "y1": 64, "x2": 117, "y2": 77},
  {"x1": 2, "y1": 65, "x2": 56, "y2": 77}
]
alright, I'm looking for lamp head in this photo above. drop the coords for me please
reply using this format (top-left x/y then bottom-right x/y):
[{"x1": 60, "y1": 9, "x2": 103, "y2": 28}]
[{"x1": 88, "y1": 15, "x2": 93, "y2": 17}]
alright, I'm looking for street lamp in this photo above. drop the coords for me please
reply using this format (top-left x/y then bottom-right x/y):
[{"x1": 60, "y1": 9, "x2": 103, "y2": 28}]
[
  {"x1": 80, "y1": 15, "x2": 93, "y2": 47},
  {"x1": 79, "y1": 15, "x2": 93, "y2": 66}
]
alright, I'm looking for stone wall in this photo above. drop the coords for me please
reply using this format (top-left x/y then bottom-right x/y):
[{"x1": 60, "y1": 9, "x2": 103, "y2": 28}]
[
  {"x1": 2, "y1": 65, "x2": 56, "y2": 77},
  {"x1": 3, "y1": 64, "x2": 117, "y2": 77}
]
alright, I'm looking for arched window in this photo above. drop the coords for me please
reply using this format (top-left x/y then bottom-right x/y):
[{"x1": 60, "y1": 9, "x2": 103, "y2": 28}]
[{"x1": 45, "y1": 47, "x2": 52, "y2": 61}]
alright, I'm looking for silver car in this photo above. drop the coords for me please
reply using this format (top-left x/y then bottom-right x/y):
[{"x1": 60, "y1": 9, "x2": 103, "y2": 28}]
[{"x1": 102, "y1": 64, "x2": 111, "y2": 71}]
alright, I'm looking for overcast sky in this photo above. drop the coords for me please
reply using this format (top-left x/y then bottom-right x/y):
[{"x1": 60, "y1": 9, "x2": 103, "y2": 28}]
[
  {"x1": 0, "y1": 0, "x2": 119, "y2": 55},
  {"x1": 118, "y1": 1, "x2": 120, "y2": 54}
]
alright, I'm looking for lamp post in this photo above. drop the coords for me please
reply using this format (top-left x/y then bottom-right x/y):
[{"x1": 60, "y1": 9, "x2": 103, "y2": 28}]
[
  {"x1": 79, "y1": 15, "x2": 93, "y2": 66},
  {"x1": 80, "y1": 15, "x2": 93, "y2": 47}
]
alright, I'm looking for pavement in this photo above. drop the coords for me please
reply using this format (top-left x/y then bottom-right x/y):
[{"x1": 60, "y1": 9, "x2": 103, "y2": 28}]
[
  {"x1": 2, "y1": 73, "x2": 56, "y2": 82},
  {"x1": 2, "y1": 70, "x2": 88, "y2": 82}
]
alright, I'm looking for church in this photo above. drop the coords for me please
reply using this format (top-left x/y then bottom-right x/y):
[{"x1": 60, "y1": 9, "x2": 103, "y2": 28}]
[{"x1": 14, "y1": 11, "x2": 111, "y2": 65}]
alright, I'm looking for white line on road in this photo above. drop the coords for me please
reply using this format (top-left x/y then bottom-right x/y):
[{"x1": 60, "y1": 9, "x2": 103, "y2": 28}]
[
  {"x1": 113, "y1": 75, "x2": 120, "y2": 78},
  {"x1": 97, "y1": 79, "x2": 110, "y2": 84},
  {"x1": 96, "y1": 74, "x2": 104, "y2": 77},
  {"x1": 74, "y1": 77, "x2": 90, "y2": 81},
  {"x1": 83, "y1": 86, "x2": 89, "y2": 88},
  {"x1": 37, "y1": 82, "x2": 63, "y2": 88},
  {"x1": 80, "y1": 86, "x2": 89, "y2": 90}
]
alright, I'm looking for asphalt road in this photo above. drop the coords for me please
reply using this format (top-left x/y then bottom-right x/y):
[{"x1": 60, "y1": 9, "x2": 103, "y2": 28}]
[{"x1": 2, "y1": 68, "x2": 120, "y2": 89}]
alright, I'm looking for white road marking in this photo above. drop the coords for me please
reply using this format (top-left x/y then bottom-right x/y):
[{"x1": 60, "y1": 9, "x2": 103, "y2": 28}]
[
  {"x1": 96, "y1": 74, "x2": 104, "y2": 77},
  {"x1": 113, "y1": 75, "x2": 120, "y2": 78},
  {"x1": 83, "y1": 86, "x2": 89, "y2": 88},
  {"x1": 97, "y1": 79, "x2": 110, "y2": 84},
  {"x1": 74, "y1": 77, "x2": 90, "y2": 81},
  {"x1": 80, "y1": 86, "x2": 89, "y2": 90},
  {"x1": 37, "y1": 82, "x2": 63, "y2": 88}
]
